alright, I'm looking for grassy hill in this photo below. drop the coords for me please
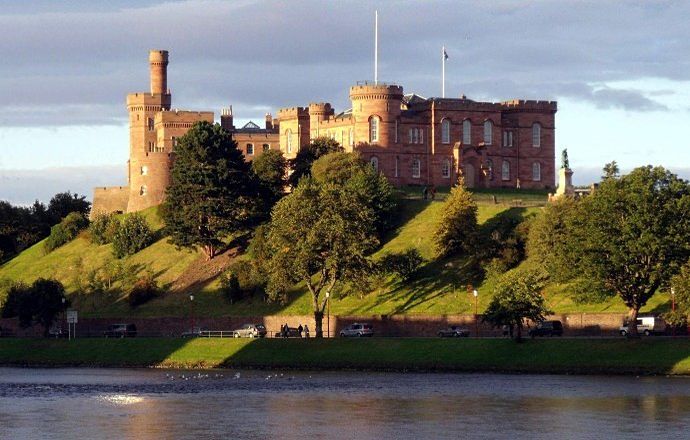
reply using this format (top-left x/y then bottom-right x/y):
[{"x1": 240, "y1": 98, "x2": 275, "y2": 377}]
[{"x1": 0, "y1": 189, "x2": 671, "y2": 318}]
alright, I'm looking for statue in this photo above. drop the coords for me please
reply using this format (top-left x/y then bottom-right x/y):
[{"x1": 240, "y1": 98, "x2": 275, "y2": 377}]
[{"x1": 561, "y1": 148, "x2": 570, "y2": 170}]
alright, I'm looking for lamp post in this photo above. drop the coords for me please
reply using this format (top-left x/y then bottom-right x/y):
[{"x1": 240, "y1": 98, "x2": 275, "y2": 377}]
[
  {"x1": 326, "y1": 291, "x2": 331, "y2": 338},
  {"x1": 61, "y1": 297, "x2": 66, "y2": 340},
  {"x1": 473, "y1": 289, "x2": 479, "y2": 337},
  {"x1": 189, "y1": 294, "x2": 195, "y2": 332},
  {"x1": 671, "y1": 288, "x2": 676, "y2": 337}
]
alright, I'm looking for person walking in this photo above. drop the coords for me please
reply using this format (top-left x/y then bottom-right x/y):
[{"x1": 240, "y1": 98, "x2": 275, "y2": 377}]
[
  {"x1": 298, "y1": 324, "x2": 304, "y2": 338},
  {"x1": 304, "y1": 325, "x2": 310, "y2": 338}
]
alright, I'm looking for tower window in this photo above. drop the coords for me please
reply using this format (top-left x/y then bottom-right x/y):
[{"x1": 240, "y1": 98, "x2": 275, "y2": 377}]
[
  {"x1": 140, "y1": 185, "x2": 147, "y2": 196},
  {"x1": 532, "y1": 123, "x2": 541, "y2": 147},
  {"x1": 533, "y1": 162, "x2": 541, "y2": 181},
  {"x1": 286, "y1": 129, "x2": 293, "y2": 153},
  {"x1": 370, "y1": 156, "x2": 379, "y2": 172},
  {"x1": 370, "y1": 116, "x2": 380, "y2": 143},
  {"x1": 246, "y1": 143, "x2": 254, "y2": 155},
  {"x1": 140, "y1": 166, "x2": 148, "y2": 176},
  {"x1": 441, "y1": 119, "x2": 451, "y2": 144},
  {"x1": 395, "y1": 120, "x2": 399, "y2": 143},
  {"x1": 463, "y1": 119, "x2": 471, "y2": 145},
  {"x1": 412, "y1": 159, "x2": 421, "y2": 178},
  {"x1": 147, "y1": 118, "x2": 154, "y2": 131},
  {"x1": 409, "y1": 128, "x2": 413, "y2": 144},
  {"x1": 483, "y1": 120, "x2": 493, "y2": 145},
  {"x1": 502, "y1": 160, "x2": 510, "y2": 181},
  {"x1": 395, "y1": 156, "x2": 399, "y2": 177},
  {"x1": 442, "y1": 158, "x2": 451, "y2": 178}
]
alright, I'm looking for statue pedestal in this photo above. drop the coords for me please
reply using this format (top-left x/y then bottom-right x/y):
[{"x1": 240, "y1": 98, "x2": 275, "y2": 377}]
[{"x1": 550, "y1": 168, "x2": 574, "y2": 201}]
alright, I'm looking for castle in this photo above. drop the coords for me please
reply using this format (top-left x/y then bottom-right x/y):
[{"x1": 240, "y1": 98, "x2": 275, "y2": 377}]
[{"x1": 92, "y1": 50, "x2": 557, "y2": 214}]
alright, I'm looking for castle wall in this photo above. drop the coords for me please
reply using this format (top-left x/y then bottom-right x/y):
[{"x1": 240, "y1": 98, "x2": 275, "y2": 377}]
[
  {"x1": 233, "y1": 131, "x2": 280, "y2": 161},
  {"x1": 91, "y1": 186, "x2": 130, "y2": 217}
]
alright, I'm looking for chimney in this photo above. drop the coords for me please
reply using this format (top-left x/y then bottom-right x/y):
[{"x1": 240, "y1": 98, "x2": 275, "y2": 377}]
[
  {"x1": 220, "y1": 107, "x2": 234, "y2": 130},
  {"x1": 265, "y1": 113, "x2": 273, "y2": 130}
]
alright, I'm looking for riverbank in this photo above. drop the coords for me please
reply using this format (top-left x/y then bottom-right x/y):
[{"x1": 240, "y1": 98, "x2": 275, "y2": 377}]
[{"x1": 2, "y1": 338, "x2": 690, "y2": 375}]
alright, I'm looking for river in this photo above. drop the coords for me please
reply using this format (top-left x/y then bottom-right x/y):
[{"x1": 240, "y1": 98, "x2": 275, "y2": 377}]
[{"x1": 1, "y1": 368, "x2": 690, "y2": 439}]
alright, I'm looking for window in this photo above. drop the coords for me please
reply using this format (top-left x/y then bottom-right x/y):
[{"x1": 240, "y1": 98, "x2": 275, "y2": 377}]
[
  {"x1": 413, "y1": 128, "x2": 419, "y2": 144},
  {"x1": 486, "y1": 159, "x2": 494, "y2": 180},
  {"x1": 246, "y1": 143, "x2": 254, "y2": 155},
  {"x1": 286, "y1": 129, "x2": 293, "y2": 153},
  {"x1": 502, "y1": 131, "x2": 513, "y2": 148},
  {"x1": 262, "y1": 143, "x2": 270, "y2": 152},
  {"x1": 140, "y1": 185, "x2": 147, "y2": 196},
  {"x1": 409, "y1": 128, "x2": 413, "y2": 143},
  {"x1": 483, "y1": 120, "x2": 493, "y2": 145},
  {"x1": 463, "y1": 119, "x2": 471, "y2": 144},
  {"x1": 349, "y1": 128, "x2": 354, "y2": 147},
  {"x1": 395, "y1": 156, "x2": 399, "y2": 177},
  {"x1": 148, "y1": 141, "x2": 155, "y2": 152},
  {"x1": 502, "y1": 160, "x2": 510, "y2": 181},
  {"x1": 370, "y1": 156, "x2": 379, "y2": 172},
  {"x1": 394, "y1": 120, "x2": 399, "y2": 143},
  {"x1": 140, "y1": 166, "x2": 148, "y2": 176},
  {"x1": 532, "y1": 162, "x2": 541, "y2": 181},
  {"x1": 419, "y1": 128, "x2": 424, "y2": 145},
  {"x1": 147, "y1": 118, "x2": 154, "y2": 131},
  {"x1": 441, "y1": 119, "x2": 451, "y2": 144},
  {"x1": 412, "y1": 159, "x2": 421, "y2": 178},
  {"x1": 532, "y1": 123, "x2": 541, "y2": 147},
  {"x1": 172, "y1": 137, "x2": 177, "y2": 149},
  {"x1": 442, "y1": 158, "x2": 451, "y2": 178},
  {"x1": 370, "y1": 116, "x2": 380, "y2": 143}
]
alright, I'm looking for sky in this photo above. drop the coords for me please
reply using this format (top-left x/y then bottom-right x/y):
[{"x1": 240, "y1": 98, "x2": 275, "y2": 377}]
[{"x1": 1, "y1": 0, "x2": 689, "y2": 204}]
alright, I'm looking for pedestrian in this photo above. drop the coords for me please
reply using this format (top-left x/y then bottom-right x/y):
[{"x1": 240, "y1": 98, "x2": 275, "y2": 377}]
[
  {"x1": 304, "y1": 325, "x2": 310, "y2": 338},
  {"x1": 422, "y1": 186, "x2": 428, "y2": 200},
  {"x1": 283, "y1": 323, "x2": 289, "y2": 338},
  {"x1": 430, "y1": 185, "x2": 437, "y2": 200},
  {"x1": 298, "y1": 324, "x2": 304, "y2": 338}
]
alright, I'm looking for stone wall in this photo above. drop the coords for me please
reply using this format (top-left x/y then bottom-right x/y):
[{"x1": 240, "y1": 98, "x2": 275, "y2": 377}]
[{"x1": 91, "y1": 186, "x2": 129, "y2": 217}]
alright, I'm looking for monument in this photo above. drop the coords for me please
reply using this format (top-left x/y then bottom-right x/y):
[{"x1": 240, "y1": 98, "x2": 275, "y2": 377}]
[{"x1": 550, "y1": 148, "x2": 574, "y2": 200}]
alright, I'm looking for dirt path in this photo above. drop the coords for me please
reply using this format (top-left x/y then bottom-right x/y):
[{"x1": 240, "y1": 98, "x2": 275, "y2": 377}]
[{"x1": 170, "y1": 247, "x2": 239, "y2": 293}]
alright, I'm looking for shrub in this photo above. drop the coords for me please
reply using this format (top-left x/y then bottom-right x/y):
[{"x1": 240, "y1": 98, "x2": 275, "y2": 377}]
[
  {"x1": 1, "y1": 278, "x2": 68, "y2": 336},
  {"x1": 220, "y1": 260, "x2": 266, "y2": 303},
  {"x1": 112, "y1": 213, "x2": 153, "y2": 258},
  {"x1": 89, "y1": 212, "x2": 118, "y2": 245},
  {"x1": 379, "y1": 248, "x2": 424, "y2": 281},
  {"x1": 219, "y1": 272, "x2": 242, "y2": 304},
  {"x1": 44, "y1": 212, "x2": 88, "y2": 252},
  {"x1": 434, "y1": 181, "x2": 478, "y2": 258},
  {"x1": 128, "y1": 275, "x2": 158, "y2": 308}
]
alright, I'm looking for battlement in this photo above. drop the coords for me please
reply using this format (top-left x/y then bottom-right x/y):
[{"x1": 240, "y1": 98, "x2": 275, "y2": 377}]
[
  {"x1": 156, "y1": 109, "x2": 214, "y2": 122},
  {"x1": 126, "y1": 92, "x2": 171, "y2": 109},
  {"x1": 349, "y1": 82, "x2": 404, "y2": 100},
  {"x1": 308, "y1": 102, "x2": 334, "y2": 114},
  {"x1": 500, "y1": 99, "x2": 558, "y2": 112},
  {"x1": 277, "y1": 106, "x2": 309, "y2": 119}
]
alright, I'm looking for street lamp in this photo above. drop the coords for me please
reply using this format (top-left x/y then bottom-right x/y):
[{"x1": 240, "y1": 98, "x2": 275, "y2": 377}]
[
  {"x1": 671, "y1": 288, "x2": 676, "y2": 337},
  {"x1": 61, "y1": 297, "x2": 66, "y2": 339},
  {"x1": 189, "y1": 294, "x2": 195, "y2": 332},
  {"x1": 325, "y1": 291, "x2": 331, "y2": 338},
  {"x1": 473, "y1": 289, "x2": 479, "y2": 337}
]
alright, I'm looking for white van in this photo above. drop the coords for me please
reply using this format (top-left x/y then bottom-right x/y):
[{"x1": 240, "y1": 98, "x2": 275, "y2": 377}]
[{"x1": 619, "y1": 315, "x2": 667, "y2": 336}]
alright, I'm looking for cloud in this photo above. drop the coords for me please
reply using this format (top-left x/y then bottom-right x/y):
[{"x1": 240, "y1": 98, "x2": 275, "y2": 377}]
[{"x1": 0, "y1": 0, "x2": 687, "y2": 126}]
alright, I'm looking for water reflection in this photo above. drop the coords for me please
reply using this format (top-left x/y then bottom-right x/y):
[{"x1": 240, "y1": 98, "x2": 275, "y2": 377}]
[{"x1": 2, "y1": 368, "x2": 690, "y2": 439}]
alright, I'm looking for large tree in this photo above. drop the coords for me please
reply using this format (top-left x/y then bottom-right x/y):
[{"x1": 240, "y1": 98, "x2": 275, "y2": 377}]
[
  {"x1": 47, "y1": 191, "x2": 91, "y2": 223},
  {"x1": 163, "y1": 121, "x2": 256, "y2": 259},
  {"x1": 1, "y1": 279, "x2": 68, "y2": 337},
  {"x1": 565, "y1": 166, "x2": 690, "y2": 337},
  {"x1": 287, "y1": 137, "x2": 343, "y2": 187},
  {"x1": 265, "y1": 177, "x2": 378, "y2": 337},
  {"x1": 434, "y1": 179, "x2": 478, "y2": 258},
  {"x1": 251, "y1": 148, "x2": 288, "y2": 214}
]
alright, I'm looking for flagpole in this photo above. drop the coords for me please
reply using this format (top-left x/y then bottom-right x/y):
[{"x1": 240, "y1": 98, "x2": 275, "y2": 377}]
[
  {"x1": 374, "y1": 10, "x2": 378, "y2": 85},
  {"x1": 442, "y1": 46, "x2": 445, "y2": 98}
]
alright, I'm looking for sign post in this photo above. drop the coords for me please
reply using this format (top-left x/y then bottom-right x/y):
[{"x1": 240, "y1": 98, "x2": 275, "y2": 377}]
[{"x1": 66, "y1": 310, "x2": 78, "y2": 340}]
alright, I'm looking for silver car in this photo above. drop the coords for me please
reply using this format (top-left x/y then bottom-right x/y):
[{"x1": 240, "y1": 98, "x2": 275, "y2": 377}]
[
  {"x1": 233, "y1": 324, "x2": 267, "y2": 338},
  {"x1": 339, "y1": 323, "x2": 374, "y2": 337}
]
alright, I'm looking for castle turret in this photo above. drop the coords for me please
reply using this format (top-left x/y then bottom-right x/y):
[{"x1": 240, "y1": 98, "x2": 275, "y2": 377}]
[
  {"x1": 349, "y1": 83, "x2": 403, "y2": 146},
  {"x1": 308, "y1": 102, "x2": 334, "y2": 138},
  {"x1": 149, "y1": 50, "x2": 169, "y2": 95}
]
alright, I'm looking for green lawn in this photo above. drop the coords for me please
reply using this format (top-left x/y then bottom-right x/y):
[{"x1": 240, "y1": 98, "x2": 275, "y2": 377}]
[{"x1": 2, "y1": 337, "x2": 690, "y2": 375}]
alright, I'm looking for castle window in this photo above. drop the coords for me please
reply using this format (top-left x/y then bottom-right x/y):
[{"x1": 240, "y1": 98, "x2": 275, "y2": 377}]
[
  {"x1": 246, "y1": 143, "x2": 254, "y2": 155},
  {"x1": 412, "y1": 128, "x2": 419, "y2": 144},
  {"x1": 394, "y1": 120, "x2": 399, "y2": 143},
  {"x1": 483, "y1": 120, "x2": 493, "y2": 145},
  {"x1": 502, "y1": 160, "x2": 510, "y2": 181},
  {"x1": 441, "y1": 119, "x2": 451, "y2": 144},
  {"x1": 395, "y1": 156, "x2": 399, "y2": 177},
  {"x1": 140, "y1": 185, "x2": 147, "y2": 196},
  {"x1": 412, "y1": 159, "x2": 421, "y2": 178},
  {"x1": 442, "y1": 158, "x2": 451, "y2": 178},
  {"x1": 533, "y1": 162, "x2": 541, "y2": 181},
  {"x1": 140, "y1": 166, "x2": 148, "y2": 176},
  {"x1": 370, "y1": 156, "x2": 379, "y2": 172},
  {"x1": 419, "y1": 128, "x2": 424, "y2": 145},
  {"x1": 486, "y1": 159, "x2": 494, "y2": 180},
  {"x1": 263, "y1": 144, "x2": 270, "y2": 152},
  {"x1": 462, "y1": 119, "x2": 471, "y2": 145},
  {"x1": 147, "y1": 118, "x2": 154, "y2": 131},
  {"x1": 349, "y1": 128, "x2": 354, "y2": 147},
  {"x1": 532, "y1": 123, "x2": 541, "y2": 147},
  {"x1": 286, "y1": 129, "x2": 293, "y2": 153},
  {"x1": 148, "y1": 141, "x2": 155, "y2": 152},
  {"x1": 502, "y1": 131, "x2": 513, "y2": 148},
  {"x1": 409, "y1": 128, "x2": 413, "y2": 143},
  {"x1": 369, "y1": 116, "x2": 380, "y2": 143}
]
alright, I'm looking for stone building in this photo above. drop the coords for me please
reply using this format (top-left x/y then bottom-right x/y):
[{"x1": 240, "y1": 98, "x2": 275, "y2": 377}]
[{"x1": 92, "y1": 50, "x2": 557, "y2": 215}]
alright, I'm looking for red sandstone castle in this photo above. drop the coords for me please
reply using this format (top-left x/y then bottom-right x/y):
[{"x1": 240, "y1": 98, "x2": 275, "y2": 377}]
[{"x1": 93, "y1": 50, "x2": 556, "y2": 214}]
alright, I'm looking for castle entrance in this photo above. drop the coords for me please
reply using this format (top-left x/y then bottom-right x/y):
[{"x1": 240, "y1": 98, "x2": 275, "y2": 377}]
[{"x1": 464, "y1": 163, "x2": 476, "y2": 188}]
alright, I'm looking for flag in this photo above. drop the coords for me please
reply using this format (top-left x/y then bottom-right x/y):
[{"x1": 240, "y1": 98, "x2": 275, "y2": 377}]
[{"x1": 443, "y1": 48, "x2": 449, "y2": 60}]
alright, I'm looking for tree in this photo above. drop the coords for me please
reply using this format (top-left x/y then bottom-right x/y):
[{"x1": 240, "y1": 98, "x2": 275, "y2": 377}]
[
  {"x1": 1, "y1": 278, "x2": 68, "y2": 336},
  {"x1": 482, "y1": 268, "x2": 549, "y2": 341},
  {"x1": 287, "y1": 137, "x2": 343, "y2": 187},
  {"x1": 251, "y1": 149, "x2": 288, "y2": 214},
  {"x1": 112, "y1": 213, "x2": 154, "y2": 258},
  {"x1": 434, "y1": 180, "x2": 478, "y2": 258},
  {"x1": 670, "y1": 260, "x2": 690, "y2": 317},
  {"x1": 47, "y1": 191, "x2": 90, "y2": 223},
  {"x1": 44, "y1": 212, "x2": 89, "y2": 253},
  {"x1": 89, "y1": 212, "x2": 118, "y2": 245},
  {"x1": 163, "y1": 121, "x2": 257, "y2": 259},
  {"x1": 602, "y1": 161, "x2": 620, "y2": 180},
  {"x1": 564, "y1": 166, "x2": 690, "y2": 337},
  {"x1": 265, "y1": 177, "x2": 378, "y2": 337}
]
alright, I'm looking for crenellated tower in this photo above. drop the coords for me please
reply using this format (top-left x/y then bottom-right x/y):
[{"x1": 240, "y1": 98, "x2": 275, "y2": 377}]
[
  {"x1": 307, "y1": 102, "x2": 334, "y2": 138},
  {"x1": 349, "y1": 83, "x2": 403, "y2": 147}
]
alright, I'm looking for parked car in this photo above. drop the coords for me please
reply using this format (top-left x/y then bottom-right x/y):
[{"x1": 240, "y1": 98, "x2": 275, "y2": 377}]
[
  {"x1": 181, "y1": 327, "x2": 207, "y2": 338},
  {"x1": 48, "y1": 325, "x2": 67, "y2": 339},
  {"x1": 339, "y1": 323, "x2": 374, "y2": 337},
  {"x1": 438, "y1": 325, "x2": 470, "y2": 337},
  {"x1": 233, "y1": 324, "x2": 267, "y2": 338},
  {"x1": 529, "y1": 320, "x2": 564, "y2": 338},
  {"x1": 103, "y1": 323, "x2": 137, "y2": 338},
  {"x1": 620, "y1": 315, "x2": 667, "y2": 336}
]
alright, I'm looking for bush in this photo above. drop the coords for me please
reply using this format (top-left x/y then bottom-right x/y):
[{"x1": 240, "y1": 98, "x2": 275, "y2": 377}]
[
  {"x1": 112, "y1": 213, "x2": 153, "y2": 258},
  {"x1": 44, "y1": 212, "x2": 89, "y2": 252},
  {"x1": 220, "y1": 260, "x2": 266, "y2": 303},
  {"x1": 434, "y1": 181, "x2": 478, "y2": 258},
  {"x1": 219, "y1": 272, "x2": 242, "y2": 304},
  {"x1": 89, "y1": 212, "x2": 118, "y2": 245},
  {"x1": 379, "y1": 248, "x2": 424, "y2": 281},
  {"x1": 128, "y1": 275, "x2": 158, "y2": 308}
]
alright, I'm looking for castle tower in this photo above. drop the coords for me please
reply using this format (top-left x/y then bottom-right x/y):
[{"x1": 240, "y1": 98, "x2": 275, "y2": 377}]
[
  {"x1": 308, "y1": 102, "x2": 334, "y2": 138},
  {"x1": 126, "y1": 50, "x2": 173, "y2": 213},
  {"x1": 349, "y1": 83, "x2": 403, "y2": 147}
]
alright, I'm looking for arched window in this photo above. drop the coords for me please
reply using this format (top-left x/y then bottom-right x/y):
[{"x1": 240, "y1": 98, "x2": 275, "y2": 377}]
[
  {"x1": 286, "y1": 129, "x2": 293, "y2": 153},
  {"x1": 532, "y1": 123, "x2": 541, "y2": 147},
  {"x1": 140, "y1": 166, "x2": 148, "y2": 176},
  {"x1": 486, "y1": 159, "x2": 494, "y2": 180},
  {"x1": 501, "y1": 160, "x2": 510, "y2": 181},
  {"x1": 370, "y1": 156, "x2": 379, "y2": 172},
  {"x1": 246, "y1": 143, "x2": 254, "y2": 155},
  {"x1": 369, "y1": 116, "x2": 380, "y2": 143},
  {"x1": 484, "y1": 120, "x2": 493, "y2": 145},
  {"x1": 463, "y1": 119, "x2": 471, "y2": 145},
  {"x1": 442, "y1": 158, "x2": 451, "y2": 178},
  {"x1": 532, "y1": 162, "x2": 541, "y2": 181},
  {"x1": 413, "y1": 128, "x2": 419, "y2": 144},
  {"x1": 140, "y1": 185, "x2": 147, "y2": 196},
  {"x1": 262, "y1": 144, "x2": 270, "y2": 152},
  {"x1": 412, "y1": 159, "x2": 421, "y2": 178},
  {"x1": 147, "y1": 118, "x2": 154, "y2": 132},
  {"x1": 441, "y1": 119, "x2": 451, "y2": 144}
]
